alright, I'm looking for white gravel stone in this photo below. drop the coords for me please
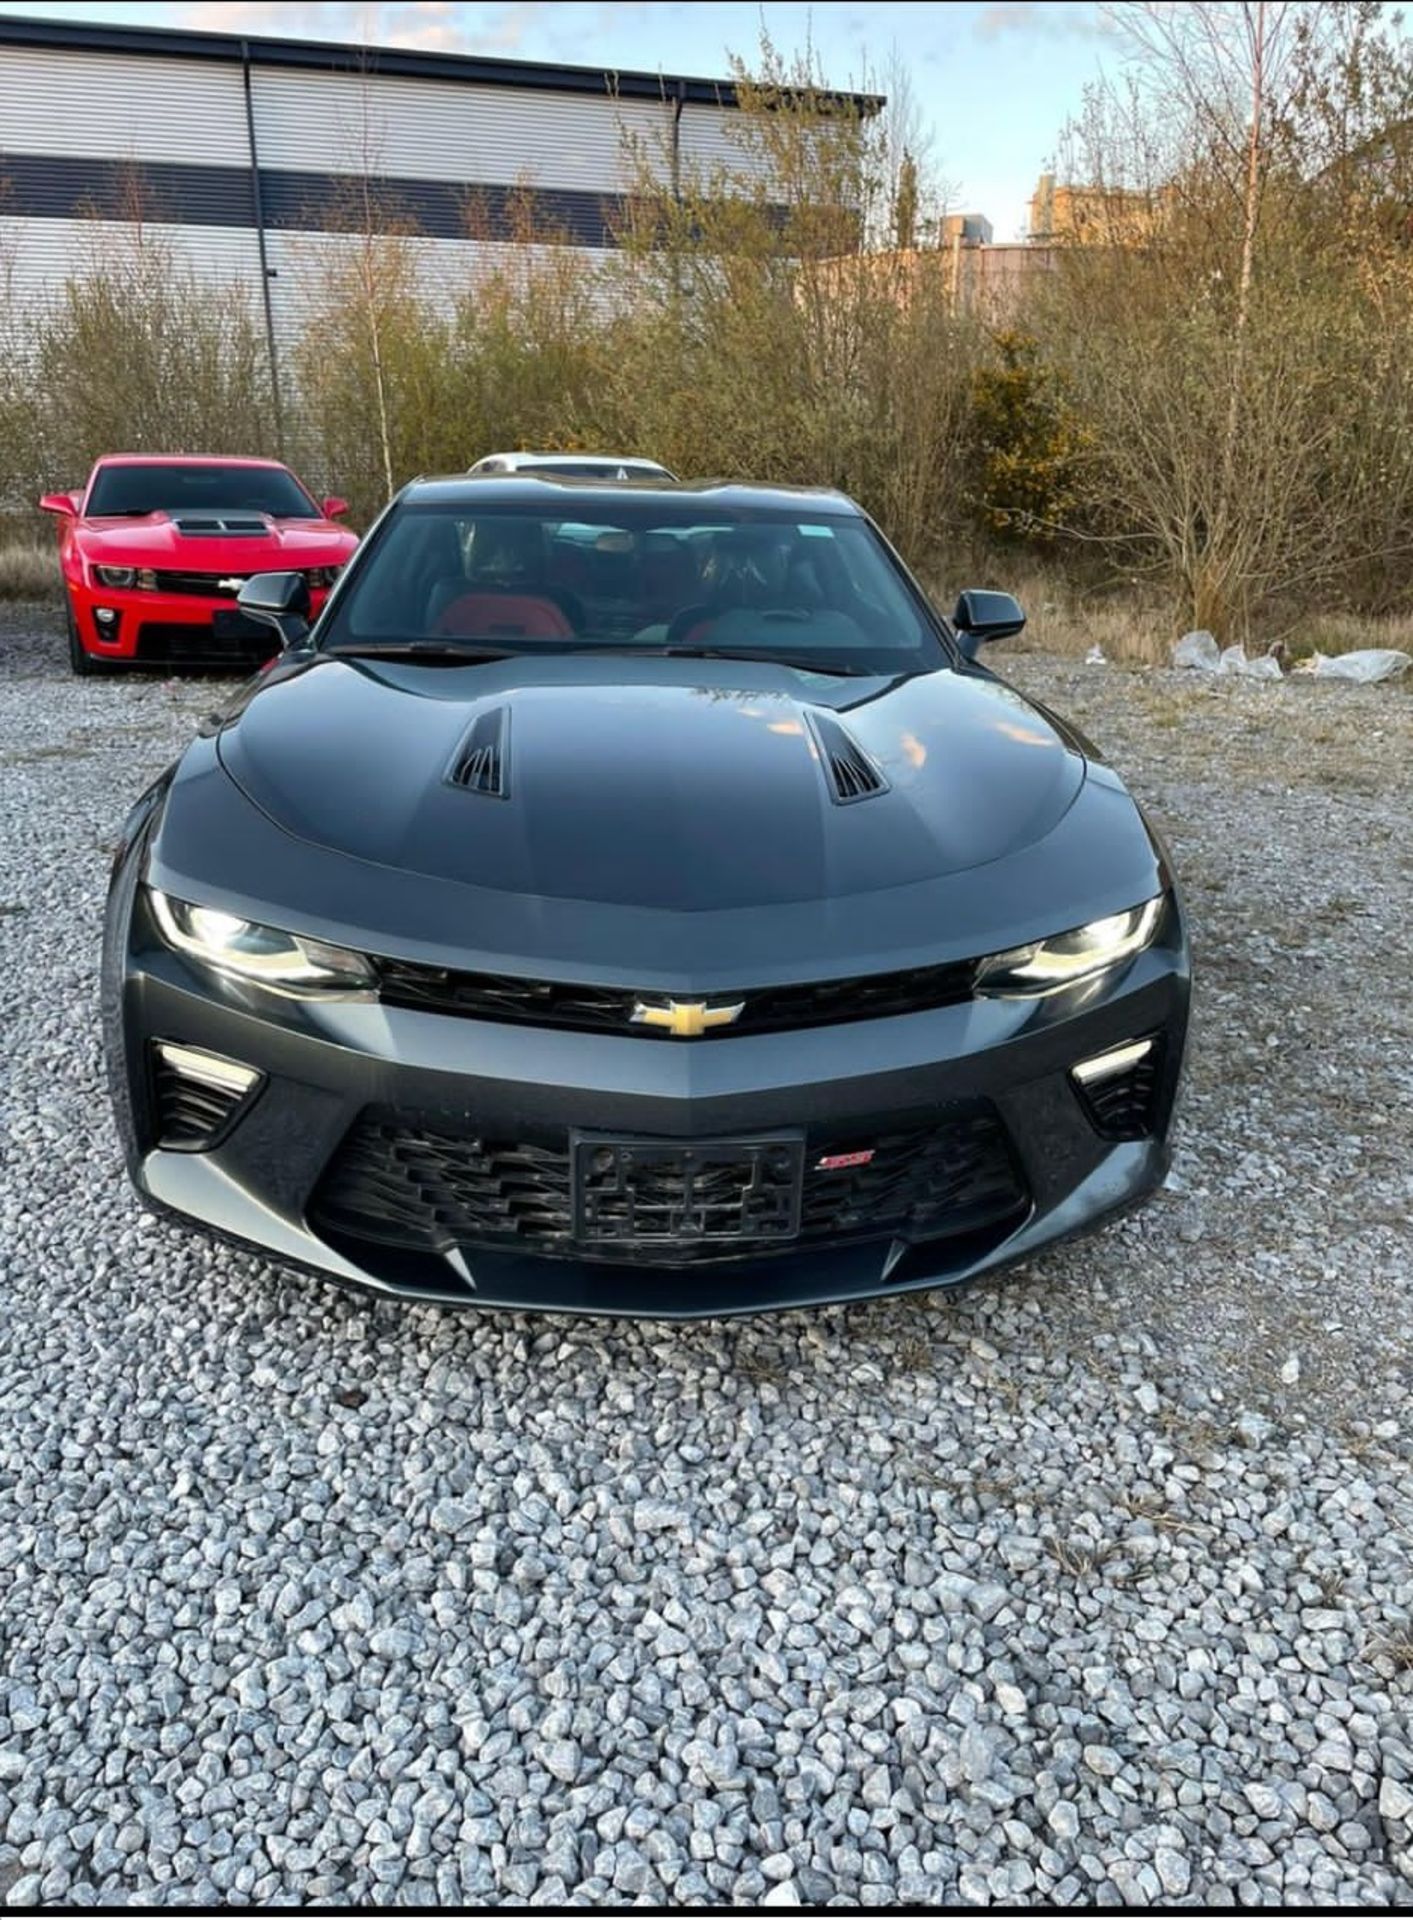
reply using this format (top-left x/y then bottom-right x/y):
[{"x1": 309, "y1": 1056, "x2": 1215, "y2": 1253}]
[
  {"x1": 1381, "y1": 1779, "x2": 1413, "y2": 1823},
  {"x1": 760, "y1": 1882, "x2": 801, "y2": 1909},
  {"x1": 1049, "y1": 1802, "x2": 1082, "y2": 1843},
  {"x1": 540, "y1": 1740, "x2": 581, "y2": 1785},
  {"x1": 0, "y1": 614, "x2": 1410, "y2": 1909}
]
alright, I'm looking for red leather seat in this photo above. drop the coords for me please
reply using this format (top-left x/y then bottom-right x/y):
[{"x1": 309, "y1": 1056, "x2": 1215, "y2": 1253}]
[{"x1": 433, "y1": 592, "x2": 575, "y2": 640}]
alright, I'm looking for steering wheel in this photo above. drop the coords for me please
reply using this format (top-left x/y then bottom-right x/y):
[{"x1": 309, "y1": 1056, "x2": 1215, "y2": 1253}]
[{"x1": 664, "y1": 603, "x2": 725, "y2": 647}]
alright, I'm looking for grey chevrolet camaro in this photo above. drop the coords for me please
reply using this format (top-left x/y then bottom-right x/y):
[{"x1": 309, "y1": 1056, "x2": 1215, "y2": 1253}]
[{"x1": 103, "y1": 476, "x2": 1190, "y2": 1317}]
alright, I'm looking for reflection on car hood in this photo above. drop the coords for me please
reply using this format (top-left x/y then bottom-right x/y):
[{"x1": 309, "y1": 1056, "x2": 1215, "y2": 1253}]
[
  {"x1": 77, "y1": 512, "x2": 357, "y2": 567},
  {"x1": 216, "y1": 653, "x2": 1086, "y2": 911}
]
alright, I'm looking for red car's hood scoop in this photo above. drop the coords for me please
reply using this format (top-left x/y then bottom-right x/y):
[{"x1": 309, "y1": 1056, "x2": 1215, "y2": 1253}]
[{"x1": 169, "y1": 512, "x2": 273, "y2": 537}]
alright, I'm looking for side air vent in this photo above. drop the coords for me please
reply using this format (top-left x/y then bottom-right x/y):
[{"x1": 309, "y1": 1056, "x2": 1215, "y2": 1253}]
[
  {"x1": 151, "y1": 1042, "x2": 261, "y2": 1150},
  {"x1": 447, "y1": 706, "x2": 509, "y2": 797},
  {"x1": 807, "y1": 711, "x2": 888, "y2": 804},
  {"x1": 1072, "y1": 1036, "x2": 1165, "y2": 1140}
]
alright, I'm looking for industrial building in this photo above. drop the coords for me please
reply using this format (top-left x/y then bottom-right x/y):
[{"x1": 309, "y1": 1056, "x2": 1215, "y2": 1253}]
[{"x1": 0, "y1": 13, "x2": 864, "y2": 421}]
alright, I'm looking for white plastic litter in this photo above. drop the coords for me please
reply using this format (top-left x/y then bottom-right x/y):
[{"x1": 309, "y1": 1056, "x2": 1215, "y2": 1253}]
[
  {"x1": 1172, "y1": 630, "x2": 1219, "y2": 670},
  {"x1": 1219, "y1": 644, "x2": 1284, "y2": 679},
  {"x1": 1300, "y1": 648, "x2": 1411, "y2": 683},
  {"x1": 1173, "y1": 632, "x2": 1285, "y2": 677},
  {"x1": 1085, "y1": 644, "x2": 1107, "y2": 665}
]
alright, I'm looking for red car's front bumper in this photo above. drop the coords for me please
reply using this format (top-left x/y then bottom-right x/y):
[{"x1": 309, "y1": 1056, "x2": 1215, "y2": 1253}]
[{"x1": 70, "y1": 582, "x2": 332, "y2": 668}]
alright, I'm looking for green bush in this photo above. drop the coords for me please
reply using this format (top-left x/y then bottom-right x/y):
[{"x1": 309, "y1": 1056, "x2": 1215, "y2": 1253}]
[{"x1": 970, "y1": 331, "x2": 1085, "y2": 545}]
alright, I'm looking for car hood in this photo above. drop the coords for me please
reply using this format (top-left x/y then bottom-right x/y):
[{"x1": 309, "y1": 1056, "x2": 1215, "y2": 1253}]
[
  {"x1": 216, "y1": 654, "x2": 1086, "y2": 913},
  {"x1": 78, "y1": 512, "x2": 357, "y2": 566}
]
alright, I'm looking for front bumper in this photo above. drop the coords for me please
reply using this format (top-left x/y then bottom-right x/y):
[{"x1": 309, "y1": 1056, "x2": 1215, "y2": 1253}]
[
  {"x1": 110, "y1": 896, "x2": 1191, "y2": 1318},
  {"x1": 70, "y1": 584, "x2": 330, "y2": 667}
]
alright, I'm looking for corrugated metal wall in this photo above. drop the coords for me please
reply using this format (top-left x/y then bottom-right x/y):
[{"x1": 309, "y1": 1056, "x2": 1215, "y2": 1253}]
[
  {"x1": 263, "y1": 230, "x2": 613, "y2": 348},
  {"x1": 0, "y1": 46, "x2": 249, "y2": 165},
  {"x1": 0, "y1": 36, "x2": 779, "y2": 408},
  {"x1": 249, "y1": 67, "x2": 672, "y2": 192}
]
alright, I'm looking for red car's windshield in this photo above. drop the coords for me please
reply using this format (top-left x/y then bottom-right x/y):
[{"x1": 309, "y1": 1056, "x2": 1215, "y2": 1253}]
[{"x1": 87, "y1": 463, "x2": 318, "y2": 519}]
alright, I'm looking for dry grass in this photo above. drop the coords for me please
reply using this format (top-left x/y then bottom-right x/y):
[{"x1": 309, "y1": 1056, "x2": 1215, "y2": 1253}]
[
  {"x1": 943, "y1": 557, "x2": 1413, "y2": 668},
  {"x1": 936, "y1": 560, "x2": 1181, "y2": 666},
  {"x1": 0, "y1": 534, "x2": 59, "y2": 602},
  {"x1": 1282, "y1": 607, "x2": 1413, "y2": 663}
]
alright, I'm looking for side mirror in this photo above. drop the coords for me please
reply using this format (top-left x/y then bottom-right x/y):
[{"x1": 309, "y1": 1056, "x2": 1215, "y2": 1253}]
[
  {"x1": 39, "y1": 491, "x2": 78, "y2": 517},
  {"x1": 321, "y1": 495, "x2": 349, "y2": 519},
  {"x1": 952, "y1": 588, "x2": 1026, "y2": 660},
  {"x1": 237, "y1": 571, "x2": 312, "y2": 649}
]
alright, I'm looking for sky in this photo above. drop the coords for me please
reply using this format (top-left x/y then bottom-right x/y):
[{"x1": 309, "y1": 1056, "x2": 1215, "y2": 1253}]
[{"x1": 0, "y1": 0, "x2": 1128, "y2": 239}]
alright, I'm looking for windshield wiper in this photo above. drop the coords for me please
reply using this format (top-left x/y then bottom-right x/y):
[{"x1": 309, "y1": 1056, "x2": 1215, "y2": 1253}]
[{"x1": 325, "y1": 640, "x2": 520, "y2": 663}]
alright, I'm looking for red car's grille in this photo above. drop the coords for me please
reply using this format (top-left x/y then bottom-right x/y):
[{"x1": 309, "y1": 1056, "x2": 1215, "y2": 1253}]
[
  {"x1": 152, "y1": 571, "x2": 248, "y2": 599},
  {"x1": 152, "y1": 569, "x2": 332, "y2": 599}
]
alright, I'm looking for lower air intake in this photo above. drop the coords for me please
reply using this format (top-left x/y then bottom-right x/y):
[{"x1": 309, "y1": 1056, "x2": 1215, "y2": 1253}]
[{"x1": 309, "y1": 1107, "x2": 1028, "y2": 1267}]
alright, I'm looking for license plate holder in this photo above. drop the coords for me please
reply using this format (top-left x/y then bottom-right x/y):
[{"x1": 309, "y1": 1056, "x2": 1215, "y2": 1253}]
[
  {"x1": 571, "y1": 1133, "x2": 804, "y2": 1247},
  {"x1": 211, "y1": 607, "x2": 271, "y2": 642}
]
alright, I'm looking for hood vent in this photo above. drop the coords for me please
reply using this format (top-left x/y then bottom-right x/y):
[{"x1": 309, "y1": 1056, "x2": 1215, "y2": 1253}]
[
  {"x1": 448, "y1": 706, "x2": 509, "y2": 797},
  {"x1": 807, "y1": 711, "x2": 888, "y2": 804},
  {"x1": 171, "y1": 513, "x2": 271, "y2": 537}
]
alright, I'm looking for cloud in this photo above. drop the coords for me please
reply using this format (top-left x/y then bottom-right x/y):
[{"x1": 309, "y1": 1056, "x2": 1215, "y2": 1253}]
[
  {"x1": 176, "y1": 2, "x2": 663, "y2": 58},
  {"x1": 974, "y1": 1, "x2": 1109, "y2": 42},
  {"x1": 175, "y1": 2, "x2": 544, "y2": 55}
]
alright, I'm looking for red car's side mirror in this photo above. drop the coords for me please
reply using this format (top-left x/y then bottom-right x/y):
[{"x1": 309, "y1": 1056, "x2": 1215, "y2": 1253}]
[
  {"x1": 39, "y1": 491, "x2": 79, "y2": 517},
  {"x1": 321, "y1": 495, "x2": 349, "y2": 519}
]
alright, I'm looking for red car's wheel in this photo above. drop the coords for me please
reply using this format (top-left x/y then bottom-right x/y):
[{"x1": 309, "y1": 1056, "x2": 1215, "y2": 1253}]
[{"x1": 67, "y1": 604, "x2": 109, "y2": 677}]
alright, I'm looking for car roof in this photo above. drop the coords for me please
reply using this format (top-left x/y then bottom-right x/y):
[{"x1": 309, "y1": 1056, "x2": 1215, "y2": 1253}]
[
  {"x1": 95, "y1": 453, "x2": 291, "y2": 469},
  {"x1": 403, "y1": 475, "x2": 862, "y2": 514}
]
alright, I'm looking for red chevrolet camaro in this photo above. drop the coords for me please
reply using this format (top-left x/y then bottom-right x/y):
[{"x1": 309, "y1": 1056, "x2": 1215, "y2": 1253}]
[{"x1": 40, "y1": 454, "x2": 360, "y2": 674}]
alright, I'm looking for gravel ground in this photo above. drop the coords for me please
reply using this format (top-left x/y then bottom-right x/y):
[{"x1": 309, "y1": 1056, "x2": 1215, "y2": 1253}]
[{"x1": 2, "y1": 603, "x2": 1411, "y2": 1909}]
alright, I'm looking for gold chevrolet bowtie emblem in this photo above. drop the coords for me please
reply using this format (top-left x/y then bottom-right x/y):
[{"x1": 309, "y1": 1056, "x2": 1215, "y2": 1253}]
[{"x1": 630, "y1": 997, "x2": 745, "y2": 1037}]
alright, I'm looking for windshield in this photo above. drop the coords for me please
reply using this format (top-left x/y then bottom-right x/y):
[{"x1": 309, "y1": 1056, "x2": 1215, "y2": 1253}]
[
  {"x1": 322, "y1": 501, "x2": 944, "y2": 675},
  {"x1": 87, "y1": 463, "x2": 319, "y2": 518}
]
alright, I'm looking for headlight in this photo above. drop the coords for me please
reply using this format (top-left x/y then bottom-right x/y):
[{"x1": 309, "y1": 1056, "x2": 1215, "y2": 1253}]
[
  {"x1": 96, "y1": 565, "x2": 137, "y2": 588},
  {"x1": 148, "y1": 888, "x2": 373, "y2": 993},
  {"x1": 975, "y1": 896, "x2": 1164, "y2": 995},
  {"x1": 306, "y1": 565, "x2": 343, "y2": 589}
]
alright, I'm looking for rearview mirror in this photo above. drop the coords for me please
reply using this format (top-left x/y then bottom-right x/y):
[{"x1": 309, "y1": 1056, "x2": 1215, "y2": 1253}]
[
  {"x1": 321, "y1": 495, "x2": 349, "y2": 519},
  {"x1": 238, "y1": 571, "x2": 312, "y2": 649},
  {"x1": 39, "y1": 491, "x2": 78, "y2": 517},
  {"x1": 952, "y1": 588, "x2": 1026, "y2": 660}
]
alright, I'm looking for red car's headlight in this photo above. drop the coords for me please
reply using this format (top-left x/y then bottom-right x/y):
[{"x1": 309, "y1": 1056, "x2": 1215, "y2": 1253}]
[
  {"x1": 306, "y1": 565, "x2": 344, "y2": 589},
  {"x1": 93, "y1": 565, "x2": 157, "y2": 590}
]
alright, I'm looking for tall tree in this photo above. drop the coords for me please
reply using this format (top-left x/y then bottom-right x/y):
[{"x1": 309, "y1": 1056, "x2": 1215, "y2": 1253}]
[{"x1": 893, "y1": 150, "x2": 919, "y2": 250}]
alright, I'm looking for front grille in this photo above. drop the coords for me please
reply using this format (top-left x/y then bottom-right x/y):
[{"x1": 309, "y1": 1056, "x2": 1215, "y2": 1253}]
[
  {"x1": 152, "y1": 571, "x2": 249, "y2": 599},
  {"x1": 1075, "y1": 1039, "x2": 1165, "y2": 1140},
  {"x1": 151, "y1": 569, "x2": 329, "y2": 599},
  {"x1": 801, "y1": 1115, "x2": 1027, "y2": 1240},
  {"x1": 374, "y1": 955, "x2": 979, "y2": 1036},
  {"x1": 308, "y1": 1108, "x2": 1027, "y2": 1267}
]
